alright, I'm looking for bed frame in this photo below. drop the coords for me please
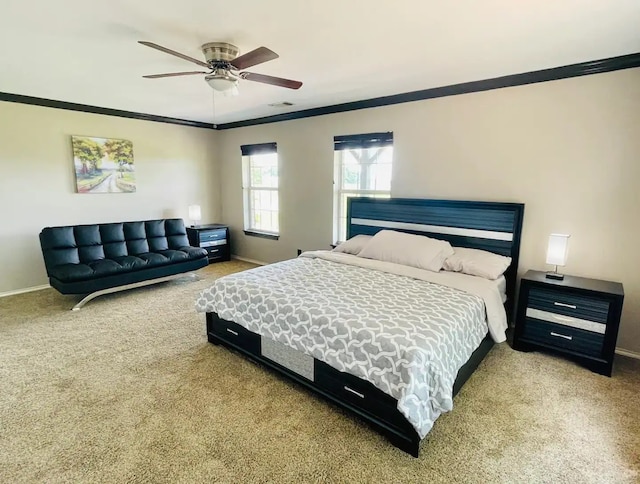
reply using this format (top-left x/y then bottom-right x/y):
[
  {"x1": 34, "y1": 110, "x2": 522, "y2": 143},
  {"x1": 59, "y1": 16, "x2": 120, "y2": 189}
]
[{"x1": 206, "y1": 198, "x2": 525, "y2": 457}]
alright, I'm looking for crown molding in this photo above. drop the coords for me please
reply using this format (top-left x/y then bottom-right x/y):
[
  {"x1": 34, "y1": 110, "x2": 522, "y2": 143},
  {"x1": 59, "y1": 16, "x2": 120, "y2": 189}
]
[
  {"x1": 0, "y1": 92, "x2": 214, "y2": 129},
  {"x1": 216, "y1": 52, "x2": 640, "y2": 130},
  {"x1": 2, "y1": 52, "x2": 638, "y2": 131}
]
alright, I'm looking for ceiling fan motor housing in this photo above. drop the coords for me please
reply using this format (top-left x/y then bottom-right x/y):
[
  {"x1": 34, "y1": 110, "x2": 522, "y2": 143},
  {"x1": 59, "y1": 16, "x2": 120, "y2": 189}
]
[{"x1": 201, "y1": 42, "x2": 239, "y2": 64}]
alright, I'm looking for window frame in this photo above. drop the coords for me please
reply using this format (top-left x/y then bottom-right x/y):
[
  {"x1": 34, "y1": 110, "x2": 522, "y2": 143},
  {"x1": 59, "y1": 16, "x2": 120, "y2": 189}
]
[
  {"x1": 333, "y1": 133, "x2": 393, "y2": 244},
  {"x1": 241, "y1": 143, "x2": 280, "y2": 239}
]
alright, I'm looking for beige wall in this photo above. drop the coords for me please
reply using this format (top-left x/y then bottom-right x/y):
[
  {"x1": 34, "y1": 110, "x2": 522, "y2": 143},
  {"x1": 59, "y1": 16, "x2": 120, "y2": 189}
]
[
  {"x1": 0, "y1": 101, "x2": 219, "y2": 294},
  {"x1": 2, "y1": 68, "x2": 638, "y2": 352},
  {"x1": 218, "y1": 68, "x2": 640, "y2": 353}
]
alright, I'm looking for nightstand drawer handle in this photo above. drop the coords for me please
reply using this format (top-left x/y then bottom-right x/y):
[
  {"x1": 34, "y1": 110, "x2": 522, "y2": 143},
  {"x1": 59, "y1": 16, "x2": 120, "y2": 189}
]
[
  {"x1": 554, "y1": 302, "x2": 577, "y2": 309},
  {"x1": 226, "y1": 328, "x2": 239, "y2": 336},
  {"x1": 344, "y1": 386, "x2": 365, "y2": 399},
  {"x1": 550, "y1": 331, "x2": 573, "y2": 341}
]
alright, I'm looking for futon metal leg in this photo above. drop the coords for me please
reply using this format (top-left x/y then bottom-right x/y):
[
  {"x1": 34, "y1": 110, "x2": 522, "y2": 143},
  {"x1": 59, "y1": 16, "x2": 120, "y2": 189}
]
[{"x1": 71, "y1": 272, "x2": 197, "y2": 310}]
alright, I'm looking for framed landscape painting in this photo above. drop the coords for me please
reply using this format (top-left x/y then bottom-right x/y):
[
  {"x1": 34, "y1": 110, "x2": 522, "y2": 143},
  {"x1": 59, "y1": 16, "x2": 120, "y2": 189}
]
[{"x1": 72, "y1": 136, "x2": 136, "y2": 193}]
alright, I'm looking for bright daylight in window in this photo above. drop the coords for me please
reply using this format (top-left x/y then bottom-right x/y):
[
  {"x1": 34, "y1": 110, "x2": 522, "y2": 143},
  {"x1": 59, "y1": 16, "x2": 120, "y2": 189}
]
[
  {"x1": 243, "y1": 151, "x2": 279, "y2": 235},
  {"x1": 333, "y1": 141, "x2": 393, "y2": 243}
]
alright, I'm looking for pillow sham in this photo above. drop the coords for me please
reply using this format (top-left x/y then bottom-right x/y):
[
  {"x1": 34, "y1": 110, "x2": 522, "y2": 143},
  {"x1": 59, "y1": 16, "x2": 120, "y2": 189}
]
[
  {"x1": 443, "y1": 247, "x2": 512, "y2": 280},
  {"x1": 357, "y1": 230, "x2": 454, "y2": 272},
  {"x1": 332, "y1": 235, "x2": 372, "y2": 255}
]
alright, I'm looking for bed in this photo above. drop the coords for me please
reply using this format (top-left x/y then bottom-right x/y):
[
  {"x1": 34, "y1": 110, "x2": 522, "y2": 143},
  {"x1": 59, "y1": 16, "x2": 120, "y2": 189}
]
[{"x1": 196, "y1": 198, "x2": 525, "y2": 457}]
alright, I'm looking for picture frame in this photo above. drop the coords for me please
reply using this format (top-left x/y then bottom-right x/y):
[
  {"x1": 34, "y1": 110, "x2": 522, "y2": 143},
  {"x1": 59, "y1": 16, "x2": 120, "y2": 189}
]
[{"x1": 71, "y1": 136, "x2": 136, "y2": 193}]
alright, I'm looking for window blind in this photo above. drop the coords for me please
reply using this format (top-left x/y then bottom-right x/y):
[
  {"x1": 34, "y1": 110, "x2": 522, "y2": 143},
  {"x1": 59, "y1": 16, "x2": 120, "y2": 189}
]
[
  {"x1": 240, "y1": 142, "x2": 277, "y2": 156},
  {"x1": 333, "y1": 132, "x2": 393, "y2": 151}
]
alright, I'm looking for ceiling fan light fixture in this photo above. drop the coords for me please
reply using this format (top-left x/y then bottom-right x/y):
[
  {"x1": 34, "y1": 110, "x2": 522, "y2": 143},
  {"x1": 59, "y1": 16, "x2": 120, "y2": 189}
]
[
  {"x1": 139, "y1": 40, "x2": 302, "y2": 91},
  {"x1": 205, "y1": 71, "x2": 239, "y2": 92}
]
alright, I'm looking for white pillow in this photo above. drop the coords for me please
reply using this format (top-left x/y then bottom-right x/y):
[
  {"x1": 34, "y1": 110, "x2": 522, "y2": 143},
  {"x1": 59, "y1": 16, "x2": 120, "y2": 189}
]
[
  {"x1": 443, "y1": 247, "x2": 512, "y2": 280},
  {"x1": 332, "y1": 235, "x2": 372, "y2": 255},
  {"x1": 357, "y1": 230, "x2": 454, "y2": 272}
]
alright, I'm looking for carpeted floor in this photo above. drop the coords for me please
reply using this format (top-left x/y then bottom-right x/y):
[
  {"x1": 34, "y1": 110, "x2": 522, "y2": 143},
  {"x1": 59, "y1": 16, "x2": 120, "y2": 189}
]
[{"x1": 0, "y1": 261, "x2": 638, "y2": 483}]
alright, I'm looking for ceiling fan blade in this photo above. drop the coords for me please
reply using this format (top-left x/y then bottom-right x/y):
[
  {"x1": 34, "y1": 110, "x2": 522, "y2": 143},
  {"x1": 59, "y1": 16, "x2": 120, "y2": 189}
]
[
  {"x1": 138, "y1": 41, "x2": 209, "y2": 68},
  {"x1": 143, "y1": 71, "x2": 207, "y2": 79},
  {"x1": 241, "y1": 72, "x2": 303, "y2": 90},
  {"x1": 230, "y1": 47, "x2": 279, "y2": 70}
]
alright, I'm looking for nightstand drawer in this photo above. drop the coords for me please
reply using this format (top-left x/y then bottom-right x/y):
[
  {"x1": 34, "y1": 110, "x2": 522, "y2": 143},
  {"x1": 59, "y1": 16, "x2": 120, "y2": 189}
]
[
  {"x1": 525, "y1": 308, "x2": 606, "y2": 334},
  {"x1": 200, "y1": 229, "x2": 227, "y2": 242},
  {"x1": 201, "y1": 238, "x2": 227, "y2": 248},
  {"x1": 521, "y1": 319, "x2": 604, "y2": 358},
  {"x1": 206, "y1": 246, "x2": 228, "y2": 259},
  {"x1": 528, "y1": 287, "x2": 609, "y2": 323}
]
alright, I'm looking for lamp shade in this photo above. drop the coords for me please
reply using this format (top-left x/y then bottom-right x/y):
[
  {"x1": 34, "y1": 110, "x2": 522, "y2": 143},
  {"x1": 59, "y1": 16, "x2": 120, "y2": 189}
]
[
  {"x1": 188, "y1": 205, "x2": 202, "y2": 223},
  {"x1": 546, "y1": 234, "x2": 570, "y2": 266}
]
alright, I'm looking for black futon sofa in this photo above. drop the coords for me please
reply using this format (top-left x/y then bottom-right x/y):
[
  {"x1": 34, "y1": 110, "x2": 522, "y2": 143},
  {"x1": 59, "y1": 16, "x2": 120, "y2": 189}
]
[{"x1": 39, "y1": 218, "x2": 208, "y2": 309}]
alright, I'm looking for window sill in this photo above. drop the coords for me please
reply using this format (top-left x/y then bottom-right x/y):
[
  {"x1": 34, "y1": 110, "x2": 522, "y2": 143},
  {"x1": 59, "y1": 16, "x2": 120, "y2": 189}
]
[{"x1": 244, "y1": 230, "x2": 280, "y2": 241}]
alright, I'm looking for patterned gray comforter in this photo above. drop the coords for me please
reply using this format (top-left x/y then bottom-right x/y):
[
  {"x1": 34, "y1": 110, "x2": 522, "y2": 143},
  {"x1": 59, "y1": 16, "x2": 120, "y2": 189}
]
[{"x1": 195, "y1": 254, "x2": 490, "y2": 438}]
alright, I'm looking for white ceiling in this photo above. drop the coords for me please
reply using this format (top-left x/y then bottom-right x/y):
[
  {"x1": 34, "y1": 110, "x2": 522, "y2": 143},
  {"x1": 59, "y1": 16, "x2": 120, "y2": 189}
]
[{"x1": 1, "y1": 0, "x2": 639, "y2": 125}]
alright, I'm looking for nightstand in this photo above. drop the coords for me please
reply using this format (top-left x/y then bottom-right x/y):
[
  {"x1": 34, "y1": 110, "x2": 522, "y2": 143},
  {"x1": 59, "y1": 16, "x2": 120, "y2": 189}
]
[
  {"x1": 513, "y1": 270, "x2": 624, "y2": 376},
  {"x1": 186, "y1": 224, "x2": 230, "y2": 263}
]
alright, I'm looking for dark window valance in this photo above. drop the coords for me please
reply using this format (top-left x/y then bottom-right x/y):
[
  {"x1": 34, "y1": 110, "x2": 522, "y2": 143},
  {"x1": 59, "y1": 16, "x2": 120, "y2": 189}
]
[
  {"x1": 240, "y1": 142, "x2": 277, "y2": 156},
  {"x1": 333, "y1": 132, "x2": 393, "y2": 151}
]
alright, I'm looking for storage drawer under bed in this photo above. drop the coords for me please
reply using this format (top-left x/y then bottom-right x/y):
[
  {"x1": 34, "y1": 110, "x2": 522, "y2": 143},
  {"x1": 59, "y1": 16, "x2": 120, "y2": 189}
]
[
  {"x1": 207, "y1": 316, "x2": 260, "y2": 355},
  {"x1": 207, "y1": 315, "x2": 411, "y2": 433},
  {"x1": 314, "y1": 360, "x2": 411, "y2": 431}
]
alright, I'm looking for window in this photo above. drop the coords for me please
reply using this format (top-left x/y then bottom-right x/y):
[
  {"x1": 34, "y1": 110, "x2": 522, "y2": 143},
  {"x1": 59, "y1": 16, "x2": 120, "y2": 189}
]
[
  {"x1": 241, "y1": 142, "x2": 279, "y2": 238},
  {"x1": 333, "y1": 132, "x2": 393, "y2": 243}
]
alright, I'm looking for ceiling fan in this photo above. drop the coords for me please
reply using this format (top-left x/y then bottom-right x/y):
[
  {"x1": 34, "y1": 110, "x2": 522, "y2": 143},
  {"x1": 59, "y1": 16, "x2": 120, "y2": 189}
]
[{"x1": 138, "y1": 41, "x2": 303, "y2": 93}]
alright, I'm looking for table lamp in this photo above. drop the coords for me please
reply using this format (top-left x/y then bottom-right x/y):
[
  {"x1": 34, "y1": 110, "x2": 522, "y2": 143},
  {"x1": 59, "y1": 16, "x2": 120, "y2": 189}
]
[
  {"x1": 188, "y1": 205, "x2": 202, "y2": 227},
  {"x1": 546, "y1": 233, "x2": 570, "y2": 280}
]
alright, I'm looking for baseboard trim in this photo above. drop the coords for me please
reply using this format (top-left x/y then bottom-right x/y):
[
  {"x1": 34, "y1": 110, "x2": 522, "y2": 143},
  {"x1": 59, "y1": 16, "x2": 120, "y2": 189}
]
[
  {"x1": 0, "y1": 284, "x2": 50, "y2": 298},
  {"x1": 615, "y1": 347, "x2": 640, "y2": 360},
  {"x1": 231, "y1": 255, "x2": 268, "y2": 266}
]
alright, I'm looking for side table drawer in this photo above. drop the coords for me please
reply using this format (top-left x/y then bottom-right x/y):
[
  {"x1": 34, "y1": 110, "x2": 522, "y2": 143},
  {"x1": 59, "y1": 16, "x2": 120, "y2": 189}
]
[
  {"x1": 521, "y1": 319, "x2": 604, "y2": 358},
  {"x1": 525, "y1": 308, "x2": 606, "y2": 334},
  {"x1": 200, "y1": 229, "x2": 227, "y2": 242},
  {"x1": 528, "y1": 287, "x2": 609, "y2": 323},
  {"x1": 201, "y1": 238, "x2": 227, "y2": 248},
  {"x1": 206, "y1": 245, "x2": 229, "y2": 261}
]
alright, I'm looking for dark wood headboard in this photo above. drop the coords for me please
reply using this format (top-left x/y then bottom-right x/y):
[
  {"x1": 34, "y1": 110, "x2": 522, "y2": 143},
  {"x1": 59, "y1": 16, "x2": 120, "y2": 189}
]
[{"x1": 346, "y1": 197, "x2": 525, "y2": 321}]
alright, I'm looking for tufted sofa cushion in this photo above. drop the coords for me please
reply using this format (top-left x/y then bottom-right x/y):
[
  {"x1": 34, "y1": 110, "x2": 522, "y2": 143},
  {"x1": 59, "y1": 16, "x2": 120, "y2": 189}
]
[{"x1": 40, "y1": 219, "x2": 208, "y2": 284}]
